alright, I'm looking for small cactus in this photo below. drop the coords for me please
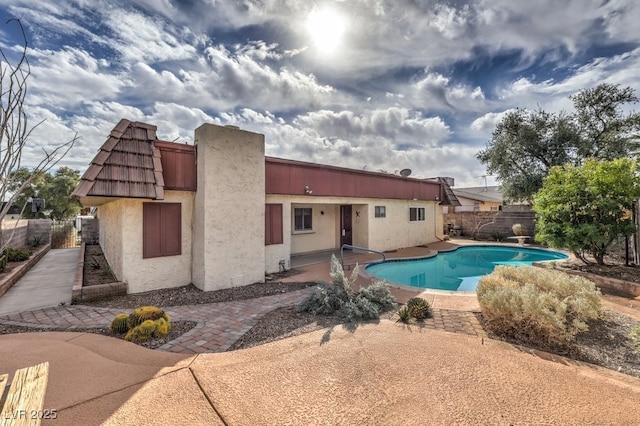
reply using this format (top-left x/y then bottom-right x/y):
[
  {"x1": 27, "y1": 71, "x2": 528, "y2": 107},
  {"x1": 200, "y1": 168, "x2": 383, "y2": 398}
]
[
  {"x1": 407, "y1": 297, "x2": 432, "y2": 320},
  {"x1": 512, "y1": 223, "x2": 527, "y2": 236},
  {"x1": 396, "y1": 307, "x2": 411, "y2": 323},
  {"x1": 152, "y1": 317, "x2": 171, "y2": 338},
  {"x1": 110, "y1": 313, "x2": 130, "y2": 334},
  {"x1": 128, "y1": 306, "x2": 166, "y2": 328}
]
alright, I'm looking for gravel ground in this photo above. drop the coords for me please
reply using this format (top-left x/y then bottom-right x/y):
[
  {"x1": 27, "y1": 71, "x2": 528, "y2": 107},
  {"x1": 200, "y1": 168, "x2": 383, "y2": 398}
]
[{"x1": 79, "y1": 281, "x2": 317, "y2": 309}]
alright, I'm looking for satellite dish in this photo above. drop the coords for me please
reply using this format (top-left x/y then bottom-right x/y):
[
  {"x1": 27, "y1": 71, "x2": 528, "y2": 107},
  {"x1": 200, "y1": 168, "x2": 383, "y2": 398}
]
[{"x1": 399, "y1": 168, "x2": 412, "y2": 177}]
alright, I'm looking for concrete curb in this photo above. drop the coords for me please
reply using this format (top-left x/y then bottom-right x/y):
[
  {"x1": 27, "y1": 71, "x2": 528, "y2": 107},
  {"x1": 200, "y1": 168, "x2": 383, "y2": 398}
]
[
  {"x1": 72, "y1": 243, "x2": 127, "y2": 302},
  {"x1": 0, "y1": 244, "x2": 50, "y2": 298}
]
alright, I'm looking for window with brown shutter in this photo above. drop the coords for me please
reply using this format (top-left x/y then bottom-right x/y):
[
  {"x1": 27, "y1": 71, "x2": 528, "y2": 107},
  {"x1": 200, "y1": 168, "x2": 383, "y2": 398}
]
[
  {"x1": 265, "y1": 204, "x2": 283, "y2": 245},
  {"x1": 143, "y1": 203, "x2": 182, "y2": 258}
]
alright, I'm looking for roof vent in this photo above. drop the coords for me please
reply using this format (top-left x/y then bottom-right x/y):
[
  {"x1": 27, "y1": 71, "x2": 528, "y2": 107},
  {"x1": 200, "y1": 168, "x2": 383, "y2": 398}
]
[
  {"x1": 399, "y1": 168, "x2": 412, "y2": 177},
  {"x1": 225, "y1": 125, "x2": 240, "y2": 129}
]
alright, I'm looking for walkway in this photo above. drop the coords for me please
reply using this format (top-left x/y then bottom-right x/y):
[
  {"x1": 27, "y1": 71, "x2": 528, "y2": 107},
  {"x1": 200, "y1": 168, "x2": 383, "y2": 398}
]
[
  {"x1": 0, "y1": 248, "x2": 79, "y2": 315},
  {"x1": 0, "y1": 289, "x2": 484, "y2": 353}
]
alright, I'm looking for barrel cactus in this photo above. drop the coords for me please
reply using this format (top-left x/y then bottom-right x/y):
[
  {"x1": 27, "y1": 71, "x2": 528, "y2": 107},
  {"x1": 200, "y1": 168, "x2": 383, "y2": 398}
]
[
  {"x1": 153, "y1": 317, "x2": 171, "y2": 338},
  {"x1": 407, "y1": 297, "x2": 432, "y2": 320},
  {"x1": 128, "y1": 306, "x2": 166, "y2": 328},
  {"x1": 110, "y1": 313, "x2": 130, "y2": 334}
]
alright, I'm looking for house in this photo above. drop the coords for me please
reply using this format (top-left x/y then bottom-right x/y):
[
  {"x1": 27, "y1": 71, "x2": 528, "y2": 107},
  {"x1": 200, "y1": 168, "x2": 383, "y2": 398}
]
[
  {"x1": 72, "y1": 119, "x2": 454, "y2": 293},
  {"x1": 442, "y1": 186, "x2": 503, "y2": 213}
]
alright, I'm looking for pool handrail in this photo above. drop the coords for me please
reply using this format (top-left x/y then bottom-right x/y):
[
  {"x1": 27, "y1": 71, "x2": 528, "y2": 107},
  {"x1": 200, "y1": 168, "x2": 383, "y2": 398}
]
[{"x1": 340, "y1": 244, "x2": 386, "y2": 269}]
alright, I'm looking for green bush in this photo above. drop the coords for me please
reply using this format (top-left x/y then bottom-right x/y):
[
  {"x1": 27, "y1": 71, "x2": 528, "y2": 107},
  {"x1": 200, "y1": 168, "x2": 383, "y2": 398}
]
[
  {"x1": 298, "y1": 255, "x2": 396, "y2": 321},
  {"x1": 5, "y1": 247, "x2": 32, "y2": 262},
  {"x1": 477, "y1": 265, "x2": 601, "y2": 348},
  {"x1": 490, "y1": 231, "x2": 507, "y2": 242}
]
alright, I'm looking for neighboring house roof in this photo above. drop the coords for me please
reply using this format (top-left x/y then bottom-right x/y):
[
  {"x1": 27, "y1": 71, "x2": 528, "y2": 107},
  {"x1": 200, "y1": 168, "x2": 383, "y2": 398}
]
[
  {"x1": 0, "y1": 202, "x2": 22, "y2": 215},
  {"x1": 72, "y1": 119, "x2": 165, "y2": 201},
  {"x1": 452, "y1": 186, "x2": 503, "y2": 203}
]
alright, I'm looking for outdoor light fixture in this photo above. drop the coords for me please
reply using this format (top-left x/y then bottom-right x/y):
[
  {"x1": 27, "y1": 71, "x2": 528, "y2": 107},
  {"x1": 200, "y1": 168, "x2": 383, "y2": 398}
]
[{"x1": 304, "y1": 185, "x2": 313, "y2": 194}]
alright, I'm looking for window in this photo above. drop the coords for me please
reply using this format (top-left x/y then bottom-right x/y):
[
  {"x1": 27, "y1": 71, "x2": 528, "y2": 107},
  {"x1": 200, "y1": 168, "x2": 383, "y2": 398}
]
[
  {"x1": 265, "y1": 204, "x2": 283, "y2": 245},
  {"x1": 409, "y1": 207, "x2": 425, "y2": 222},
  {"x1": 294, "y1": 207, "x2": 313, "y2": 231},
  {"x1": 374, "y1": 206, "x2": 386, "y2": 218},
  {"x1": 143, "y1": 203, "x2": 181, "y2": 259}
]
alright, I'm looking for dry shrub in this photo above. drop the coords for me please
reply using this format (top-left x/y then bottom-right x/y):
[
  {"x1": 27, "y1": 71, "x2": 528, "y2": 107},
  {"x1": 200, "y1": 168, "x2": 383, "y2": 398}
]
[{"x1": 477, "y1": 265, "x2": 601, "y2": 348}]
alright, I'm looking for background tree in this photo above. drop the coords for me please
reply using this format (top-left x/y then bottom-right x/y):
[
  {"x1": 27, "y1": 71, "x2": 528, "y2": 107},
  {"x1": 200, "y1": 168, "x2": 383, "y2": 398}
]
[
  {"x1": 477, "y1": 84, "x2": 640, "y2": 203},
  {"x1": 10, "y1": 167, "x2": 81, "y2": 220},
  {"x1": 0, "y1": 19, "x2": 76, "y2": 246},
  {"x1": 534, "y1": 158, "x2": 640, "y2": 265},
  {"x1": 476, "y1": 108, "x2": 578, "y2": 203}
]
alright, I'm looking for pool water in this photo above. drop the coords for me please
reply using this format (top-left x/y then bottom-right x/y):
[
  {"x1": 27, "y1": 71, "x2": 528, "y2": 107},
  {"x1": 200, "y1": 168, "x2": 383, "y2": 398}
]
[{"x1": 365, "y1": 246, "x2": 568, "y2": 292}]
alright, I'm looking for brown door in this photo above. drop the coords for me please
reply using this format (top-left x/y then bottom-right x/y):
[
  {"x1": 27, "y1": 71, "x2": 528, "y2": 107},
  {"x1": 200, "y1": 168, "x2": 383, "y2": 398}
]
[{"x1": 340, "y1": 205, "x2": 352, "y2": 247}]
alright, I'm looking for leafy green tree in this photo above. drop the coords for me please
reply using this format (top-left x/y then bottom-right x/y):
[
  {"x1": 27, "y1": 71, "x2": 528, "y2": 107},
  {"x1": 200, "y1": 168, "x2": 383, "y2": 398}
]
[
  {"x1": 476, "y1": 108, "x2": 578, "y2": 203},
  {"x1": 10, "y1": 167, "x2": 81, "y2": 220},
  {"x1": 477, "y1": 84, "x2": 640, "y2": 203},
  {"x1": 571, "y1": 84, "x2": 640, "y2": 159},
  {"x1": 534, "y1": 158, "x2": 640, "y2": 265}
]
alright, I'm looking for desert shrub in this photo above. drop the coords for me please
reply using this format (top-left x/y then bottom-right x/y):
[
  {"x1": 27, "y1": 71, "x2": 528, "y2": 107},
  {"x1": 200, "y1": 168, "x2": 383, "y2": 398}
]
[
  {"x1": 477, "y1": 265, "x2": 601, "y2": 348},
  {"x1": 406, "y1": 297, "x2": 432, "y2": 320},
  {"x1": 359, "y1": 280, "x2": 396, "y2": 311},
  {"x1": 298, "y1": 254, "x2": 396, "y2": 321},
  {"x1": 5, "y1": 247, "x2": 32, "y2": 262},
  {"x1": 631, "y1": 325, "x2": 640, "y2": 353},
  {"x1": 397, "y1": 306, "x2": 411, "y2": 323},
  {"x1": 511, "y1": 223, "x2": 527, "y2": 236},
  {"x1": 490, "y1": 231, "x2": 507, "y2": 242}
]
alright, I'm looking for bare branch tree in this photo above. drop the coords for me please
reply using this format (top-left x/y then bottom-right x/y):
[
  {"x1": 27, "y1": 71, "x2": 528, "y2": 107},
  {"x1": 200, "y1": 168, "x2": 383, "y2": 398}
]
[{"x1": 0, "y1": 19, "x2": 77, "y2": 249}]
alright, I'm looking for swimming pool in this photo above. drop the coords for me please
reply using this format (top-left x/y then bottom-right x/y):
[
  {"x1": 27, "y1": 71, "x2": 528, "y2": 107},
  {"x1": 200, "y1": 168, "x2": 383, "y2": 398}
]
[{"x1": 365, "y1": 246, "x2": 568, "y2": 292}]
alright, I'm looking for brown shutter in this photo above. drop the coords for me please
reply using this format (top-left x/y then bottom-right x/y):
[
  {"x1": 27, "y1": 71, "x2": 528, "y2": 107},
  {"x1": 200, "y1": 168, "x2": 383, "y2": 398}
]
[
  {"x1": 143, "y1": 202, "x2": 182, "y2": 258},
  {"x1": 162, "y1": 203, "x2": 182, "y2": 256},
  {"x1": 143, "y1": 203, "x2": 162, "y2": 258},
  {"x1": 265, "y1": 204, "x2": 283, "y2": 245}
]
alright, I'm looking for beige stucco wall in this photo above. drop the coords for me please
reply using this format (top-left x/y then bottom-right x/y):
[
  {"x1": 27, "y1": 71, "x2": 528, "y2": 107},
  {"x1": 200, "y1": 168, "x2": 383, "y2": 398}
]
[
  {"x1": 193, "y1": 124, "x2": 265, "y2": 291},
  {"x1": 98, "y1": 200, "x2": 124, "y2": 282},
  {"x1": 265, "y1": 195, "x2": 440, "y2": 271},
  {"x1": 98, "y1": 191, "x2": 194, "y2": 293},
  {"x1": 290, "y1": 203, "x2": 338, "y2": 254},
  {"x1": 367, "y1": 199, "x2": 438, "y2": 251}
]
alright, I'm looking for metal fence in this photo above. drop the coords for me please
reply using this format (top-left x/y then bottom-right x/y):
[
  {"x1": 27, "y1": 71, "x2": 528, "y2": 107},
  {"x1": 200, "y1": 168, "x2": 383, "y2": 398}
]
[{"x1": 50, "y1": 220, "x2": 81, "y2": 249}]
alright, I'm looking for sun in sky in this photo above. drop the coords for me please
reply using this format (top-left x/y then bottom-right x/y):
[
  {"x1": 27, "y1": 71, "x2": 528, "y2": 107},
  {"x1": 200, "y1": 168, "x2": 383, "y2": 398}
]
[{"x1": 305, "y1": 6, "x2": 348, "y2": 54}]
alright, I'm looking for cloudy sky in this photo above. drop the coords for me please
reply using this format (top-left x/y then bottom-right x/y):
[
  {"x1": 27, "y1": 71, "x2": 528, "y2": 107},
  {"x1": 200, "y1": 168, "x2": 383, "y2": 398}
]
[{"x1": 1, "y1": 0, "x2": 639, "y2": 187}]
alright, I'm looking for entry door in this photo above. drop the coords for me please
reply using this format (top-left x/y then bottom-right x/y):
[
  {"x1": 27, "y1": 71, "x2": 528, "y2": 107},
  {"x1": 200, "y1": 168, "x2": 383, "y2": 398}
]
[{"x1": 340, "y1": 205, "x2": 353, "y2": 247}]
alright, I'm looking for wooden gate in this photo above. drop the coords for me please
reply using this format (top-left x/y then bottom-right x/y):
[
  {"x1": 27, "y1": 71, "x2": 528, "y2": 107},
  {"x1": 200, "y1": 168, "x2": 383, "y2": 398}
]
[{"x1": 51, "y1": 220, "x2": 80, "y2": 248}]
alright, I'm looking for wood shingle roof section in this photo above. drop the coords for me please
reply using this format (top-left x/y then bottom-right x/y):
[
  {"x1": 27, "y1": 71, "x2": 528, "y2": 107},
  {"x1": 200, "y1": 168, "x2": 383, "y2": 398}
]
[{"x1": 72, "y1": 119, "x2": 165, "y2": 201}]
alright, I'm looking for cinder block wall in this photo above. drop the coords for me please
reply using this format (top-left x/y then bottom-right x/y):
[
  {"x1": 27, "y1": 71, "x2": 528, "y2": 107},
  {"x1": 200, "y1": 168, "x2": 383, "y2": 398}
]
[
  {"x1": 27, "y1": 219, "x2": 52, "y2": 245},
  {"x1": 1, "y1": 220, "x2": 29, "y2": 248},
  {"x1": 443, "y1": 208, "x2": 536, "y2": 240},
  {"x1": 81, "y1": 218, "x2": 99, "y2": 244}
]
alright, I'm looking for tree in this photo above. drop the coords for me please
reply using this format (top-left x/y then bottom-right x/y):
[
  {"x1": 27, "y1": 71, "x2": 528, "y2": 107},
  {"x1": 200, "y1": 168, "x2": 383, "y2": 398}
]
[
  {"x1": 476, "y1": 108, "x2": 578, "y2": 203},
  {"x1": 10, "y1": 167, "x2": 81, "y2": 220},
  {"x1": 476, "y1": 84, "x2": 640, "y2": 203},
  {"x1": 39, "y1": 167, "x2": 82, "y2": 220},
  {"x1": 0, "y1": 19, "x2": 76, "y2": 246},
  {"x1": 533, "y1": 158, "x2": 640, "y2": 265}
]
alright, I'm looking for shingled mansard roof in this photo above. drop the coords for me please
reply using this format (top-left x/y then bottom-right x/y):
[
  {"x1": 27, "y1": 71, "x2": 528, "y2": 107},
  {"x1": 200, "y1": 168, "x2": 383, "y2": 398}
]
[{"x1": 72, "y1": 119, "x2": 165, "y2": 201}]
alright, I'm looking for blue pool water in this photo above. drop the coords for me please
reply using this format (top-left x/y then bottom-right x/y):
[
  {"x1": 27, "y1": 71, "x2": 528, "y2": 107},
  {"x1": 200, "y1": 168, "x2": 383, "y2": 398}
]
[{"x1": 365, "y1": 246, "x2": 568, "y2": 292}]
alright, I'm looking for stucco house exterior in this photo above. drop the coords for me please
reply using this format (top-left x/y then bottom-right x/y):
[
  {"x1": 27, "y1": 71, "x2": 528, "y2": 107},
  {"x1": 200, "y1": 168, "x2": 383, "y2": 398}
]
[{"x1": 72, "y1": 119, "x2": 456, "y2": 293}]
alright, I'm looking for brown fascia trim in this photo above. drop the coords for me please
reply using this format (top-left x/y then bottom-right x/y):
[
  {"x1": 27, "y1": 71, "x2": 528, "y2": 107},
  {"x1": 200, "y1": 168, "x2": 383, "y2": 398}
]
[
  {"x1": 265, "y1": 156, "x2": 438, "y2": 185},
  {"x1": 154, "y1": 140, "x2": 196, "y2": 153}
]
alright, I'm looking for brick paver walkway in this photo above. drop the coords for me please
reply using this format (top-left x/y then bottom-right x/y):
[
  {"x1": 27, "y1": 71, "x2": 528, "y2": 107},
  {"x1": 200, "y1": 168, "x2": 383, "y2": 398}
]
[{"x1": 0, "y1": 290, "x2": 484, "y2": 353}]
